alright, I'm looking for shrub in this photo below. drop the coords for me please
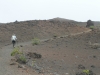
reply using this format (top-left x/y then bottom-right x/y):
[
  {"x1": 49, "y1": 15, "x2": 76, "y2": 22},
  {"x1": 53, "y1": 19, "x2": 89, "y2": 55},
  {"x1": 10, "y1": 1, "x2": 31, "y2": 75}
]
[
  {"x1": 11, "y1": 47, "x2": 26, "y2": 64},
  {"x1": 83, "y1": 70, "x2": 90, "y2": 75},
  {"x1": 19, "y1": 54, "x2": 26, "y2": 63},
  {"x1": 89, "y1": 26, "x2": 94, "y2": 30},
  {"x1": 32, "y1": 38, "x2": 40, "y2": 45},
  {"x1": 11, "y1": 47, "x2": 22, "y2": 56}
]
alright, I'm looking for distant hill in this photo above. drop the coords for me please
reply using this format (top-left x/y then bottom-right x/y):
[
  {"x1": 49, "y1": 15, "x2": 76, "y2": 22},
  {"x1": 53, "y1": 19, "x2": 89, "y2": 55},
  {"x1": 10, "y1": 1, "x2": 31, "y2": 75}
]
[
  {"x1": 0, "y1": 18, "x2": 90, "y2": 47},
  {"x1": 49, "y1": 17, "x2": 87, "y2": 27},
  {"x1": 49, "y1": 17, "x2": 77, "y2": 22}
]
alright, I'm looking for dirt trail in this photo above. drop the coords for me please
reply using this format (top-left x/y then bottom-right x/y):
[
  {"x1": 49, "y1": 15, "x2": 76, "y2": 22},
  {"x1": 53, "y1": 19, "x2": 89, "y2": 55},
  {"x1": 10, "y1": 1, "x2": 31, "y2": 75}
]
[
  {"x1": 0, "y1": 29, "x2": 91, "y2": 75},
  {"x1": 0, "y1": 44, "x2": 26, "y2": 75},
  {"x1": 0, "y1": 44, "x2": 19, "y2": 75}
]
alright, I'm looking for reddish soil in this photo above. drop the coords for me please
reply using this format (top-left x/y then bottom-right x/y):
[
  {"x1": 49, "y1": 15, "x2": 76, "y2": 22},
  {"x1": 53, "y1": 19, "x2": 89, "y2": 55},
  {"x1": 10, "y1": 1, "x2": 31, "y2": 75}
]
[
  {"x1": 0, "y1": 18, "x2": 100, "y2": 75},
  {"x1": 0, "y1": 19, "x2": 88, "y2": 47},
  {"x1": 21, "y1": 29, "x2": 100, "y2": 75}
]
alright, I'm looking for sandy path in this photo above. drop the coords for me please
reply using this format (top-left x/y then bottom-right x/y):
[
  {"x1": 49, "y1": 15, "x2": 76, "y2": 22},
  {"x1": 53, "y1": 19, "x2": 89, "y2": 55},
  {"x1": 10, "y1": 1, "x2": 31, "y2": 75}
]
[
  {"x1": 0, "y1": 44, "x2": 25, "y2": 75},
  {"x1": 0, "y1": 44, "x2": 20, "y2": 75},
  {"x1": 0, "y1": 42, "x2": 40, "y2": 75}
]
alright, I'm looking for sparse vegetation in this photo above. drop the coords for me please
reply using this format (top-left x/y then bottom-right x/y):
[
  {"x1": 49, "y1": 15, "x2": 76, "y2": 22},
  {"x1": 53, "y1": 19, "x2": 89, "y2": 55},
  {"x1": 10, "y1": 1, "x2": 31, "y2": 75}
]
[
  {"x1": 89, "y1": 26, "x2": 94, "y2": 30},
  {"x1": 11, "y1": 47, "x2": 22, "y2": 56},
  {"x1": 53, "y1": 34, "x2": 57, "y2": 38},
  {"x1": 89, "y1": 41, "x2": 100, "y2": 49},
  {"x1": 32, "y1": 38, "x2": 40, "y2": 45},
  {"x1": 76, "y1": 69, "x2": 95, "y2": 75},
  {"x1": 11, "y1": 47, "x2": 26, "y2": 64},
  {"x1": 83, "y1": 69, "x2": 90, "y2": 75},
  {"x1": 1, "y1": 19, "x2": 100, "y2": 74},
  {"x1": 19, "y1": 54, "x2": 26, "y2": 63}
]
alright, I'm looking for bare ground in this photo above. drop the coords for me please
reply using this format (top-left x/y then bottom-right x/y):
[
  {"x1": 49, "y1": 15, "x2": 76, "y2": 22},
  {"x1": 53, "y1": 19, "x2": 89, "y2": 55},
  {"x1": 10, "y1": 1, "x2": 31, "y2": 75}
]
[
  {"x1": 21, "y1": 29, "x2": 100, "y2": 75},
  {"x1": 1, "y1": 29, "x2": 100, "y2": 75},
  {"x1": 0, "y1": 19, "x2": 100, "y2": 75}
]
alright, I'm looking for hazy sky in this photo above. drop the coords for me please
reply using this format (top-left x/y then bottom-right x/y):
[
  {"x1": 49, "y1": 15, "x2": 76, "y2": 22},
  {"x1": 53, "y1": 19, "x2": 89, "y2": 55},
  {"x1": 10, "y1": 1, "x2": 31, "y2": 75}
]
[{"x1": 0, "y1": 0, "x2": 100, "y2": 23}]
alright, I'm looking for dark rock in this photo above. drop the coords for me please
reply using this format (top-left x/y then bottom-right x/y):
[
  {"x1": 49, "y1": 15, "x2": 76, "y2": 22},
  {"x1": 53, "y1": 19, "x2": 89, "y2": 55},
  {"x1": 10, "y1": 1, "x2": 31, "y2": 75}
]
[
  {"x1": 20, "y1": 45, "x2": 23, "y2": 47},
  {"x1": 10, "y1": 63, "x2": 16, "y2": 65},
  {"x1": 27, "y1": 52, "x2": 42, "y2": 59},
  {"x1": 86, "y1": 20, "x2": 94, "y2": 27},
  {"x1": 91, "y1": 65, "x2": 95, "y2": 68},
  {"x1": 78, "y1": 64, "x2": 85, "y2": 69}
]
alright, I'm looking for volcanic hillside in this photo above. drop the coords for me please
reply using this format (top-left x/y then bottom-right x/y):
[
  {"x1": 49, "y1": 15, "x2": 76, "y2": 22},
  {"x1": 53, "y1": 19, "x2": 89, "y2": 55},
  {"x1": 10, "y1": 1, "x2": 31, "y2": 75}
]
[{"x1": 0, "y1": 18, "x2": 89, "y2": 47}]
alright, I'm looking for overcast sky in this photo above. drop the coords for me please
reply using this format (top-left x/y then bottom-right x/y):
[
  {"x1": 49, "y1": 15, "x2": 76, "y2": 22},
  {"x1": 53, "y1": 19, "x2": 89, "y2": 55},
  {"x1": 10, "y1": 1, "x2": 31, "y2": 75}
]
[{"x1": 0, "y1": 0, "x2": 100, "y2": 23}]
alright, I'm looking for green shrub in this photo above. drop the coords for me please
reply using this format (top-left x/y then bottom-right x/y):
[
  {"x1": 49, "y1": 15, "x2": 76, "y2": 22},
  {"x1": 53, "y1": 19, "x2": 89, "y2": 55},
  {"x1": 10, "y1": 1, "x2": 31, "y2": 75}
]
[
  {"x1": 19, "y1": 55, "x2": 26, "y2": 63},
  {"x1": 83, "y1": 70, "x2": 90, "y2": 75},
  {"x1": 11, "y1": 47, "x2": 26, "y2": 64},
  {"x1": 89, "y1": 26, "x2": 94, "y2": 30},
  {"x1": 11, "y1": 47, "x2": 22, "y2": 56},
  {"x1": 32, "y1": 38, "x2": 40, "y2": 45}
]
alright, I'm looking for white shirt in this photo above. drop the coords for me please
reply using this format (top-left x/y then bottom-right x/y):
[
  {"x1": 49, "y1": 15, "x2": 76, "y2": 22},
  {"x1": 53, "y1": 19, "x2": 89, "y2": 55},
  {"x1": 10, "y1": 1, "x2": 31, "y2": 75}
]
[{"x1": 11, "y1": 35, "x2": 17, "y2": 41}]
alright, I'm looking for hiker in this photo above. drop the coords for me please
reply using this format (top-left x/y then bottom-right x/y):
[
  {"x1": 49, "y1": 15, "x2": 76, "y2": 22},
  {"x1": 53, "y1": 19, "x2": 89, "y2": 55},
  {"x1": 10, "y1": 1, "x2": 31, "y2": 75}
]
[{"x1": 11, "y1": 34, "x2": 17, "y2": 47}]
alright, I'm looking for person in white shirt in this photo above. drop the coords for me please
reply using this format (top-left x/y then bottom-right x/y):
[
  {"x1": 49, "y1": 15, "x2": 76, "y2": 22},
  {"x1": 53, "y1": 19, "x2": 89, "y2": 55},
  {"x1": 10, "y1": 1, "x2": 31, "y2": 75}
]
[{"x1": 11, "y1": 34, "x2": 17, "y2": 47}]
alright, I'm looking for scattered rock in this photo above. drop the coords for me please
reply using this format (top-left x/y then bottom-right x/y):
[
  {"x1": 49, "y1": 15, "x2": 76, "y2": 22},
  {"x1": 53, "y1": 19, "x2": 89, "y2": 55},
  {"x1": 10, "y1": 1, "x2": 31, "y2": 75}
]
[
  {"x1": 10, "y1": 63, "x2": 16, "y2": 65},
  {"x1": 78, "y1": 64, "x2": 85, "y2": 69},
  {"x1": 76, "y1": 72, "x2": 84, "y2": 75},
  {"x1": 18, "y1": 64, "x2": 26, "y2": 70},
  {"x1": 93, "y1": 55, "x2": 96, "y2": 58},
  {"x1": 75, "y1": 56, "x2": 78, "y2": 58},
  {"x1": 20, "y1": 45, "x2": 23, "y2": 47},
  {"x1": 91, "y1": 65, "x2": 95, "y2": 68},
  {"x1": 89, "y1": 70, "x2": 96, "y2": 75},
  {"x1": 27, "y1": 52, "x2": 42, "y2": 59},
  {"x1": 11, "y1": 59, "x2": 16, "y2": 61},
  {"x1": 33, "y1": 64, "x2": 43, "y2": 73},
  {"x1": 60, "y1": 37, "x2": 63, "y2": 38}
]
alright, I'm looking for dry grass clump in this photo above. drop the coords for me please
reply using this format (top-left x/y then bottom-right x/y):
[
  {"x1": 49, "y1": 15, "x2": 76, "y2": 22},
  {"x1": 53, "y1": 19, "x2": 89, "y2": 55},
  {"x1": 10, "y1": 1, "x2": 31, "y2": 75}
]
[{"x1": 89, "y1": 41, "x2": 100, "y2": 49}]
